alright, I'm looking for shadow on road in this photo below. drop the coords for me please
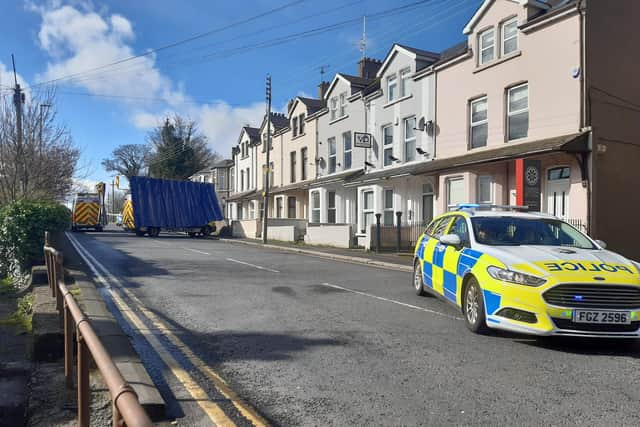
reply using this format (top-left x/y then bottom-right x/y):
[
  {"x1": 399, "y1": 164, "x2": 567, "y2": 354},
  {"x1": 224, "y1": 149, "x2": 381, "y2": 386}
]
[{"x1": 515, "y1": 336, "x2": 640, "y2": 357}]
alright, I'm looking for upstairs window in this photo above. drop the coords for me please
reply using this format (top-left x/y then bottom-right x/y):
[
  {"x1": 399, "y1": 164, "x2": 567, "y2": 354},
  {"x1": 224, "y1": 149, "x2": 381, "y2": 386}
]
[
  {"x1": 301, "y1": 147, "x2": 308, "y2": 181},
  {"x1": 470, "y1": 97, "x2": 488, "y2": 149},
  {"x1": 290, "y1": 151, "x2": 296, "y2": 183},
  {"x1": 479, "y1": 28, "x2": 495, "y2": 65},
  {"x1": 400, "y1": 68, "x2": 411, "y2": 98},
  {"x1": 339, "y1": 92, "x2": 347, "y2": 117},
  {"x1": 299, "y1": 113, "x2": 305, "y2": 134},
  {"x1": 343, "y1": 131, "x2": 352, "y2": 170},
  {"x1": 383, "y1": 125, "x2": 394, "y2": 167},
  {"x1": 507, "y1": 83, "x2": 529, "y2": 141},
  {"x1": 387, "y1": 74, "x2": 397, "y2": 102},
  {"x1": 330, "y1": 97, "x2": 338, "y2": 120},
  {"x1": 502, "y1": 18, "x2": 518, "y2": 56},
  {"x1": 292, "y1": 117, "x2": 298, "y2": 137},
  {"x1": 404, "y1": 116, "x2": 416, "y2": 162},
  {"x1": 328, "y1": 137, "x2": 337, "y2": 173}
]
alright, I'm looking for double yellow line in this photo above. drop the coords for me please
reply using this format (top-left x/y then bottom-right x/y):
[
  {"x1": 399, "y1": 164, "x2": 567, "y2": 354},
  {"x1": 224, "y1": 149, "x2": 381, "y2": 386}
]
[{"x1": 66, "y1": 232, "x2": 268, "y2": 427}]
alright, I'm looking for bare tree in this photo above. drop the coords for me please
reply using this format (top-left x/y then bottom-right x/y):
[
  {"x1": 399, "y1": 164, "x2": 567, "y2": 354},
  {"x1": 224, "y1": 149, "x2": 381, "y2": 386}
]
[
  {"x1": 102, "y1": 144, "x2": 150, "y2": 180},
  {"x1": 0, "y1": 87, "x2": 79, "y2": 204}
]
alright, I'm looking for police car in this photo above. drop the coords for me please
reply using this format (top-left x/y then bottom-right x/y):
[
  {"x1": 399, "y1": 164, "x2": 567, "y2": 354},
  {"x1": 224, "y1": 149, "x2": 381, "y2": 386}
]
[{"x1": 413, "y1": 204, "x2": 640, "y2": 338}]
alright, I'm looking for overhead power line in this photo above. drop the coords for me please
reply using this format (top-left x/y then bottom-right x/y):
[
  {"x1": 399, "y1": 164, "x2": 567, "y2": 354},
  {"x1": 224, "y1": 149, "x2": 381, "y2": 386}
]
[
  {"x1": 27, "y1": 0, "x2": 306, "y2": 90},
  {"x1": 29, "y1": 0, "x2": 439, "y2": 91}
]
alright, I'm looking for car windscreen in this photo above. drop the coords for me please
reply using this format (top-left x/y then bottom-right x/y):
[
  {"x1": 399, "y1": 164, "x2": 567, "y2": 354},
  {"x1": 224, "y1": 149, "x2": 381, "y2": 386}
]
[{"x1": 470, "y1": 216, "x2": 596, "y2": 249}]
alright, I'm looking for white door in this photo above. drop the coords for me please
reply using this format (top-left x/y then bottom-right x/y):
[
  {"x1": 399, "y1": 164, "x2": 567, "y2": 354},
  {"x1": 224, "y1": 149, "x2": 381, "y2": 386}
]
[{"x1": 546, "y1": 167, "x2": 571, "y2": 219}]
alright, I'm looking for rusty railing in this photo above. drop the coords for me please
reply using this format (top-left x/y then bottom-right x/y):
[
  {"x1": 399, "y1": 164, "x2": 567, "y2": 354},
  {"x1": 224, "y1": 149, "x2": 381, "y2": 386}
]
[{"x1": 44, "y1": 232, "x2": 152, "y2": 427}]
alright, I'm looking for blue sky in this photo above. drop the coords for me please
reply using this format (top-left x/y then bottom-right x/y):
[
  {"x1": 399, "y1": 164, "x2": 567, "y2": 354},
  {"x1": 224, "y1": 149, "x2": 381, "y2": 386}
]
[{"x1": 0, "y1": 0, "x2": 481, "y2": 187}]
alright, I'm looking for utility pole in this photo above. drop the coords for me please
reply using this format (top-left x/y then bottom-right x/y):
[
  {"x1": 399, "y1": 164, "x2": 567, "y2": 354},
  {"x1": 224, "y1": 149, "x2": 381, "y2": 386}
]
[
  {"x1": 12, "y1": 54, "x2": 26, "y2": 195},
  {"x1": 111, "y1": 180, "x2": 115, "y2": 220},
  {"x1": 262, "y1": 75, "x2": 272, "y2": 244}
]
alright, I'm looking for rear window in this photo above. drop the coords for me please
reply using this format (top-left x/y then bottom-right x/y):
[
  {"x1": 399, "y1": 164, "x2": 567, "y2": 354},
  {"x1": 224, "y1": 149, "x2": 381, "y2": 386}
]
[{"x1": 471, "y1": 216, "x2": 595, "y2": 249}]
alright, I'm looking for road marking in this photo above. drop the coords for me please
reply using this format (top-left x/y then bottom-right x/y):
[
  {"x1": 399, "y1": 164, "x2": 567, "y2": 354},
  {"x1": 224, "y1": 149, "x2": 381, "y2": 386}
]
[
  {"x1": 183, "y1": 247, "x2": 211, "y2": 255},
  {"x1": 226, "y1": 258, "x2": 280, "y2": 273},
  {"x1": 320, "y1": 283, "x2": 463, "y2": 321},
  {"x1": 67, "y1": 233, "x2": 269, "y2": 427}
]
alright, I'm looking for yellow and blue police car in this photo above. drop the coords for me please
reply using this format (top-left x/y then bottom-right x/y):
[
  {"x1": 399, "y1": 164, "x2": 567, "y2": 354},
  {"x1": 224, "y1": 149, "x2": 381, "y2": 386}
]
[{"x1": 413, "y1": 204, "x2": 640, "y2": 338}]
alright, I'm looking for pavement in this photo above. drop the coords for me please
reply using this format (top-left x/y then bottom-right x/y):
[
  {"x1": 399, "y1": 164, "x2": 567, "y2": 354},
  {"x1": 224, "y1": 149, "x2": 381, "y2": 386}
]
[{"x1": 66, "y1": 226, "x2": 640, "y2": 426}]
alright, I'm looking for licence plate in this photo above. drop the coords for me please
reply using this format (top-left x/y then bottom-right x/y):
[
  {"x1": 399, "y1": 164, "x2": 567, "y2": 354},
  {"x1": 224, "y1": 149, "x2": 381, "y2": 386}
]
[{"x1": 573, "y1": 310, "x2": 631, "y2": 324}]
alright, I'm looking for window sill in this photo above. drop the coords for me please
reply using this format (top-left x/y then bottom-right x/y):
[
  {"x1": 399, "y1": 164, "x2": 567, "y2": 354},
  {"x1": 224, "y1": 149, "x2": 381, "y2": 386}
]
[
  {"x1": 329, "y1": 114, "x2": 349, "y2": 125},
  {"x1": 292, "y1": 133, "x2": 306, "y2": 141},
  {"x1": 383, "y1": 94, "x2": 413, "y2": 109},
  {"x1": 473, "y1": 50, "x2": 521, "y2": 74}
]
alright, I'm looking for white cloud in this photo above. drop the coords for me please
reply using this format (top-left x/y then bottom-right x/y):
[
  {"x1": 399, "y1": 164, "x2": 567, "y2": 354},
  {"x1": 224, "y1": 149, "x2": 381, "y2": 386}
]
[
  {"x1": 30, "y1": 1, "x2": 264, "y2": 157},
  {"x1": 0, "y1": 62, "x2": 28, "y2": 89}
]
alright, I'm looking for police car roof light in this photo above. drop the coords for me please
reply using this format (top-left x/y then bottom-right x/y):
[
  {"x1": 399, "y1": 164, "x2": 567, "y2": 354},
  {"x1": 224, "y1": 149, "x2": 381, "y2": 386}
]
[{"x1": 456, "y1": 203, "x2": 529, "y2": 212}]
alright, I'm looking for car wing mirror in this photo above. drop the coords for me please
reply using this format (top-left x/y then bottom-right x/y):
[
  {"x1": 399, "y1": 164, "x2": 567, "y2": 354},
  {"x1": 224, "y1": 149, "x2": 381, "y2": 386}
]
[
  {"x1": 439, "y1": 233, "x2": 462, "y2": 248},
  {"x1": 595, "y1": 239, "x2": 607, "y2": 249}
]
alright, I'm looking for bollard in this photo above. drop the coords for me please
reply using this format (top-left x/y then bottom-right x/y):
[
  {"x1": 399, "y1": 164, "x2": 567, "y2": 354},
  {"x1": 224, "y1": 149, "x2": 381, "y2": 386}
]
[
  {"x1": 375, "y1": 214, "x2": 382, "y2": 253},
  {"x1": 396, "y1": 211, "x2": 403, "y2": 253}
]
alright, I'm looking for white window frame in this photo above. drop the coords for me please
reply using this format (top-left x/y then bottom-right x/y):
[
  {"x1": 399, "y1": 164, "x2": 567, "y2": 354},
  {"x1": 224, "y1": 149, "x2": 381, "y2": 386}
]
[
  {"x1": 339, "y1": 92, "x2": 347, "y2": 117},
  {"x1": 330, "y1": 97, "x2": 338, "y2": 120},
  {"x1": 404, "y1": 116, "x2": 416, "y2": 162},
  {"x1": 328, "y1": 137, "x2": 337, "y2": 173},
  {"x1": 507, "y1": 83, "x2": 529, "y2": 141},
  {"x1": 327, "y1": 191, "x2": 336, "y2": 224},
  {"x1": 301, "y1": 147, "x2": 308, "y2": 181},
  {"x1": 479, "y1": 28, "x2": 495, "y2": 65},
  {"x1": 361, "y1": 190, "x2": 375, "y2": 233},
  {"x1": 446, "y1": 177, "x2": 465, "y2": 211},
  {"x1": 400, "y1": 68, "x2": 411, "y2": 98},
  {"x1": 383, "y1": 189, "x2": 394, "y2": 225},
  {"x1": 501, "y1": 17, "x2": 519, "y2": 56},
  {"x1": 275, "y1": 196, "x2": 284, "y2": 219},
  {"x1": 387, "y1": 74, "x2": 397, "y2": 102},
  {"x1": 382, "y1": 125, "x2": 394, "y2": 167},
  {"x1": 311, "y1": 191, "x2": 321, "y2": 223},
  {"x1": 470, "y1": 97, "x2": 488, "y2": 149},
  {"x1": 343, "y1": 132, "x2": 352, "y2": 170},
  {"x1": 290, "y1": 151, "x2": 296, "y2": 183},
  {"x1": 477, "y1": 175, "x2": 493, "y2": 204}
]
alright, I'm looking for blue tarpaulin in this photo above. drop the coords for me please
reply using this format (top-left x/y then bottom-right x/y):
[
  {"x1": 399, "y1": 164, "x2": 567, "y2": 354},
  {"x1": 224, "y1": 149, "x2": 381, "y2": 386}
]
[{"x1": 129, "y1": 176, "x2": 223, "y2": 228}]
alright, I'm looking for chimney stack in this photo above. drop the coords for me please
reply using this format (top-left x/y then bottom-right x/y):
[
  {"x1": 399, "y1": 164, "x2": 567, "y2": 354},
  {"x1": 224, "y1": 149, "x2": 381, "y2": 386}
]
[
  {"x1": 318, "y1": 81, "x2": 330, "y2": 99},
  {"x1": 358, "y1": 57, "x2": 382, "y2": 79}
]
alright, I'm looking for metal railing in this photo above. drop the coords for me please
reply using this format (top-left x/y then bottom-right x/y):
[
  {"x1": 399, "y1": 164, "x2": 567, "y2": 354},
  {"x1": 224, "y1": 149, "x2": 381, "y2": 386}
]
[
  {"x1": 43, "y1": 232, "x2": 152, "y2": 427},
  {"x1": 371, "y1": 214, "x2": 426, "y2": 252}
]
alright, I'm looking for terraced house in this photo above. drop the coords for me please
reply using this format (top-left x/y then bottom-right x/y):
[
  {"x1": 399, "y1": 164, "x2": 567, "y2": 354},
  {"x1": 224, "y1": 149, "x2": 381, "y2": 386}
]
[{"x1": 224, "y1": 0, "x2": 640, "y2": 260}]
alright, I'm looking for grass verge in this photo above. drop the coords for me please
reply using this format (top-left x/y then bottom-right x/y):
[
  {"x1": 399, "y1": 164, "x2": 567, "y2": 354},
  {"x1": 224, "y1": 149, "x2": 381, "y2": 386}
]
[{"x1": 0, "y1": 277, "x2": 34, "y2": 333}]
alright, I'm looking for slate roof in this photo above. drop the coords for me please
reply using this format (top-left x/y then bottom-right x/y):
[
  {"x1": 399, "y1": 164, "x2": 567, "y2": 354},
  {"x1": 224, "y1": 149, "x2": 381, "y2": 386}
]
[
  {"x1": 269, "y1": 112, "x2": 289, "y2": 130},
  {"x1": 297, "y1": 97, "x2": 326, "y2": 115},
  {"x1": 243, "y1": 126, "x2": 261, "y2": 142},
  {"x1": 395, "y1": 43, "x2": 440, "y2": 59}
]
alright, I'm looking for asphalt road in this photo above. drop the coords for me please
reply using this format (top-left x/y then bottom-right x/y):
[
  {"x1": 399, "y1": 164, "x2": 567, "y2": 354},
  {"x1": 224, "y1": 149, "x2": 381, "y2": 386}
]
[{"x1": 69, "y1": 228, "x2": 640, "y2": 426}]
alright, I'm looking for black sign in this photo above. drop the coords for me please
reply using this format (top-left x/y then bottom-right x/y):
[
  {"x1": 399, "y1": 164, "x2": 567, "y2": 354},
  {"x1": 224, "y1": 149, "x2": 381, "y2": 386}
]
[
  {"x1": 523, "y1": 159, "x2": 541, "y2": 212},
  {"x1": 354, "y1": 132, "x2": 372, "y2": 148}
]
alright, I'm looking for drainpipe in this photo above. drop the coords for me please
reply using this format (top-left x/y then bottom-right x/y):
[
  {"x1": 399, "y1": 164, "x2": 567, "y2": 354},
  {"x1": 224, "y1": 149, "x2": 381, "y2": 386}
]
[
  {"x1": 433, "y1": 67, "x2": 437, "y2": 159},
  {"x1": 578, "y1": 0, "x2": 593, "y2": 236}
]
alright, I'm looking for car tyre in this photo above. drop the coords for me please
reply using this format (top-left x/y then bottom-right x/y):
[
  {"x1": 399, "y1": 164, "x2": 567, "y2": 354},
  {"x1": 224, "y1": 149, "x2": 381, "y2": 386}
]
[
  {"x1": 413, "y1": 260, "x2": 426, "y2": 296},
  {"x1": 463, "y1": 277, "x2": 489, "y2": 334},
  {"x1": 135, "y1": 229, "x2": 145, "y2": 237},
  {"x1": 187, "y1": 231, "x2": 197, "y2": 238},
  {"x1": 148, "y1": 227, "x2": 160, "y2": 238}
]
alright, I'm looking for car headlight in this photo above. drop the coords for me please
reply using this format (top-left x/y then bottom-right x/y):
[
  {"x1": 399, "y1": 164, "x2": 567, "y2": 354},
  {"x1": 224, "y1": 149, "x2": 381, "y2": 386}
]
[{"x1": 487, "y1": 266, "x2": 547, "y2": 287}]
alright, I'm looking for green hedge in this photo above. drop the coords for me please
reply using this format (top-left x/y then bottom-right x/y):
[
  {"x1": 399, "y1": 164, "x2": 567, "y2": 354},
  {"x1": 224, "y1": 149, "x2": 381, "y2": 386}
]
[{"x1": 0, "y1": 200, "x2": 70, "y2": 275}]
